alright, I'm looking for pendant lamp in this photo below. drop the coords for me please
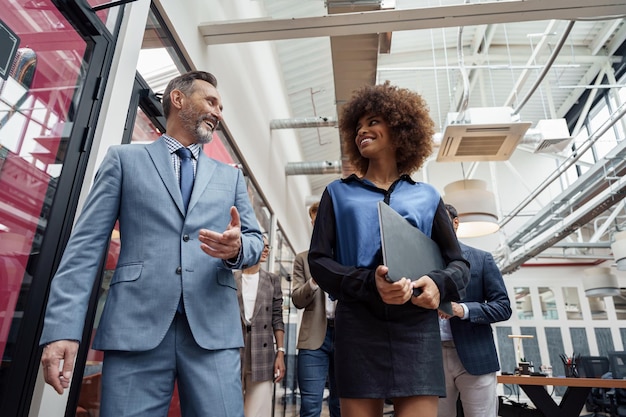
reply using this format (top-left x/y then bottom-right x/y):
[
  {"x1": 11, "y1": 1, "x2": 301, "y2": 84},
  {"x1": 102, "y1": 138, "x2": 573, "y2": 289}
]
[
  {"x1": 582, "y1": 267, "x2": 620, "y2": 297},
  {"x1": 443, "y1": 179, "x2": 500, "y2": 238}
]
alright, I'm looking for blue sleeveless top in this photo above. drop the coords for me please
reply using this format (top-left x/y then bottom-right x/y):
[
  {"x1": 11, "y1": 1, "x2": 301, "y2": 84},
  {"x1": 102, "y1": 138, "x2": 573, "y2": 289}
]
[{"x1": 326, "y1": 174, "x2": 440, "y2": 269}]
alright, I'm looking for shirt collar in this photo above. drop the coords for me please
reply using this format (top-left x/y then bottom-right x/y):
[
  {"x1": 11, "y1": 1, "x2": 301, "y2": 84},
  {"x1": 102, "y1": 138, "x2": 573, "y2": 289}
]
[
  {"x1": 342, "y1": 173, "x2": 415, "y2": 185},
  {"x1": 163, "y1": 134, "x2": 201, "y2": 160}
]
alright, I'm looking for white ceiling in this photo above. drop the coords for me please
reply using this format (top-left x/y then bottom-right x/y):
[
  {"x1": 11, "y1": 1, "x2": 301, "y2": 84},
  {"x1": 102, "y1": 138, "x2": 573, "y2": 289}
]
[{"x1": 197, "y1": 0, "x2": 626, "y2": 271}]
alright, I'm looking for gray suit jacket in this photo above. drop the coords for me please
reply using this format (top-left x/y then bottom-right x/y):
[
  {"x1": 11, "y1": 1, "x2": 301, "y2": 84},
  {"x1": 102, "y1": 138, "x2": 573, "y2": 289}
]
[
  {"x1": 235, "y1": 269, "x2": 284, "y2": 382},
  {"x1": 291, "y1": 250, "x2": 327, "y2": 350},
  {"x1": 41, "y1": 137, "x2": 264, "y2": 351}
]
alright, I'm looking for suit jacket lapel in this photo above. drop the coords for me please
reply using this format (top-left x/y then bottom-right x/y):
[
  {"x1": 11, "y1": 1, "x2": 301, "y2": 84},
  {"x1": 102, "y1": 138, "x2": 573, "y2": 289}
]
[
  {"x1": 253, "y1": 270, "x2": 270, "y2": 319},
  {"x1": 146, "y1": 137, "x2": 186, "y2": 215},
  {"x1": 188, "y1": 150, "x2": 217, "y2": 214}
]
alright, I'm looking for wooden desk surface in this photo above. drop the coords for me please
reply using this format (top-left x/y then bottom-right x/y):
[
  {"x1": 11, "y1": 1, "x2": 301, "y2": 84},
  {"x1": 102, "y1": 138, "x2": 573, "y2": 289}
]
[{"x1": 498, "y1": 374, "x2": 626, "y2": 389}]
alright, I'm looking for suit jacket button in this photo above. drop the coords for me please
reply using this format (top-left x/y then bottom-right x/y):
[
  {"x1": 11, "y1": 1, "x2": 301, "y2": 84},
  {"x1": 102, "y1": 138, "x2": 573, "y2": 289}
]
[
  {"x1": 183, "y1": 234, "x2": 190, "y2": 242},
  {"x1": 263, "y1": 343, "x2": 267, "y2": 347},
  {"x1": 176, "y1": 267, "x2": 182, "y2": 274}
]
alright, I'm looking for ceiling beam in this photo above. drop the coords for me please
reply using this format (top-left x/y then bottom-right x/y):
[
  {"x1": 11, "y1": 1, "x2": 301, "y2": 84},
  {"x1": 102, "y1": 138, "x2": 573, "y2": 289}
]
[{"x1": 199, "y1": 0, "x2": 626, "y2": 45}]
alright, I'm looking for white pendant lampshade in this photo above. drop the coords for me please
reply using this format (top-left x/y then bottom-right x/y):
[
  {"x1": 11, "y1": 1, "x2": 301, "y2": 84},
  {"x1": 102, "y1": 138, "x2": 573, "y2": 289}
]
[
  {"x1": 582, "y1": 267, "x2": 620, "y2": 297},
  {"x1": 611, "y1": 231, "x2": 626, "y2": 271},
  {"x1": 443, "y1": 179, "x2": 500, "y2": 238}
]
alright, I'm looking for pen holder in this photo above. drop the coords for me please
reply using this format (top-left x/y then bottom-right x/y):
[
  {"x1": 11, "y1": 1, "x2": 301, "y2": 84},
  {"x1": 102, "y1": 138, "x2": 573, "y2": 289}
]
[{"x1": 563, "y1": 363, "x2": 578, "y2": 378}]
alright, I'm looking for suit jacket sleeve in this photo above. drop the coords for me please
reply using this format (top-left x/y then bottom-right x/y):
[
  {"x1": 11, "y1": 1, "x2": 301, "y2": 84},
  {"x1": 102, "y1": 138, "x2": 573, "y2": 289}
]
[
  {"x1": 40, "y1": 146, "x2": 123, "y2": 344},
  {"x1": 291, "y1": 251, "x2": 318, "y2": 309},
  {"x1": 272, "y1": 272, "x2": 285, "y2": 332},
  {"x1": 465, "y1": 248, "x2": 512, "y2": 324}
]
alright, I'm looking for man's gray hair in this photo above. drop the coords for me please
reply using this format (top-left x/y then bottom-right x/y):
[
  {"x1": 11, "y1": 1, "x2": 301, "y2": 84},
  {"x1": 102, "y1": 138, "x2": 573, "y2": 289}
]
[{"x1": 162, "y1": 71, "x2": 218, "y2": 118}]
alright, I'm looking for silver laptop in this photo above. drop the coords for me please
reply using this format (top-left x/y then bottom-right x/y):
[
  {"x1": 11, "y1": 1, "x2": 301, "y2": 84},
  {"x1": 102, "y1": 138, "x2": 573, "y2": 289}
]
[{"x1": 378, "y1": 201, "x2": 452, "y2": 314}]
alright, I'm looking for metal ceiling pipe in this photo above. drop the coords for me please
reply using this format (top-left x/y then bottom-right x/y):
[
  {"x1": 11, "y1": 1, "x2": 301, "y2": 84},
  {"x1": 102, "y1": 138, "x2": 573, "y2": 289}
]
[
  {"x1": 286, "y1": 160, "x2": 342, "y2": 175},
  {"x1": 454, "y1": 0, "x2": 471, "y2": 122},
  {"x1": 512, "y1": 20, "x2": 575, "y2": 116},
  {"x1": 270, "y1": 117, "x2": 337, "y2": 129}
]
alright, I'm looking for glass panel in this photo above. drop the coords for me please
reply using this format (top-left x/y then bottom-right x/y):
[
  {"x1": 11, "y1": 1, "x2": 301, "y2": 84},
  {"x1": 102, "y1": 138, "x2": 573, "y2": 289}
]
[
  {"x1": 85, "y1": 0, "x2": 113, "y2": 25},
  {"x1": 570, "y1": 328, "x2": 590, "y2": 356},
  {"x1": 539, "y1": 287, "x2": 558, "y2": 320},
  {"x1": 615, "y1": 295, "x2": 626, "y2": 320},
  {"x1": 0, "y1": 0, "x2": 88, "y2": 402},
  {"x1": 519, "y1": 327, "x2": 540, "y2": 369},
  {"x1": 589, "y1": 296, "x2": 608, "y2": 320},
  {"x1": 589, "y1": 104, "x2": 618, "y2": 159},
  {"x1": 273, "y1": 228, "x2": 296, "y2": 417},
  {"x1": 562, "y1": 287, "x2": 582, "y2": 320},
  {"x1": 131, "y1": 107, "x2": 163, "y2": 142},
  {"x1": 573, "y1": 128, "x2": 595, "y2": 174},
  {"x1": 595, "y1": 328, "x2": 615, "y2": 356},
  {"x1": 137, "y1": 6, "x2": 189, "y2": 91},
  {"x1": 514, "y1": 287, "x2": 533, "y2": 320}
]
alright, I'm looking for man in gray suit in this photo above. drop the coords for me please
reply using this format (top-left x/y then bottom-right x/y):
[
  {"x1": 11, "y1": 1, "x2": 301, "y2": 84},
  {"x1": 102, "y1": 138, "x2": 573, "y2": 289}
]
[
  {"x1": 292, "y1": 202, "x2": 340, "y2": 417},
  {"x1": 40, "y1": 71, "x2": 264, "y2": 417}
]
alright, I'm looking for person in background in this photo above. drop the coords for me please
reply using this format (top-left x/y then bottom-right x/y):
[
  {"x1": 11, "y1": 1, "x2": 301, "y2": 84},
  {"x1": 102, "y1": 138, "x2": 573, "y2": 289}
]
[
  {"x1": 235, "y1": 235, "x2": 285, "y2": 417},
  {"x1": 40, "y1": 70, "x2": 264, "y2": 417},
  {"x1": 292, "y1": 201, "x2": 341, "y2": 417},
  {"x1": 308, "y1": 81, "x2": 470, "y2": 417},
  {"x1": 437, "y1": 204, "x2": 512, "y2": 417}
]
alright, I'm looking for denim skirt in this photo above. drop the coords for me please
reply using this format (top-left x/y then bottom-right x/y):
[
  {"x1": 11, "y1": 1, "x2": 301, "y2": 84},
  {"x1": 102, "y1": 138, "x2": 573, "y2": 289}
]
[{"x1": 333, "y1": 301, "x2": 445, "y2": 398}]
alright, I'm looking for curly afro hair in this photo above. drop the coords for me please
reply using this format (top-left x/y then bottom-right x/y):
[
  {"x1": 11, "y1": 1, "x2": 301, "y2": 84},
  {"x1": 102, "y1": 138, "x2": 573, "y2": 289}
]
[{"x1": 339, "y1": 81, "x2": 435, "y2": 175}]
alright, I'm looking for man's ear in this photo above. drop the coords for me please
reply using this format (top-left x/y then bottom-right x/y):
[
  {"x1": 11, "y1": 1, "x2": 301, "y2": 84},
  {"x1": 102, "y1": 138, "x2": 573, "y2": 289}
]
[
  {"x1": 170, "y1": 89, "x2": 185, "y2": 110},
  {"x1": 453, "y1": 217, "x2": 460, "y2": 231}
]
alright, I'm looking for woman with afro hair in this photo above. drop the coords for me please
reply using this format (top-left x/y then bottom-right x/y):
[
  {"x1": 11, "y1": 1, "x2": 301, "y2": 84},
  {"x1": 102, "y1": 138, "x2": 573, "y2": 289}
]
[{"x1": 308, "y1": 82, "x2": 470, "y2": 417}]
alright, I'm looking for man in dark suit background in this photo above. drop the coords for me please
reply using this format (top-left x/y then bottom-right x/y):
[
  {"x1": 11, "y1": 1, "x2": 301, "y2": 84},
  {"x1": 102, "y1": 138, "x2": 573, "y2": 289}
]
[
  {"x1": 437, "y1": 204, "x2": 512, "y2": 417},
  {"x1": 235, "y1": 235, "x2": 285, "y2": 417},
  {"x1": 291, "y1": 202, "x2": 340, "y2": 417},
  {"x1": 40, "y1": 71, "x2": 264, "y2": 417}
]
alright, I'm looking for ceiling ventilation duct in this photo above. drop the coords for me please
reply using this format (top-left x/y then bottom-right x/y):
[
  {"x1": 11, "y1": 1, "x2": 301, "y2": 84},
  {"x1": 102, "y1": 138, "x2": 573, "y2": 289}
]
[
  {"x1": 286, "y1": 160, "x2": 342, "y2": 176},
  {"x1": 436, "y1": 107, "x2": 531, "y2": 162},
  {"x1": 524, "y1": 119, "x2": 573, "y2": 154},
  {"x1": 270, "y1": 117, "x2": 337, "y2": 130}
]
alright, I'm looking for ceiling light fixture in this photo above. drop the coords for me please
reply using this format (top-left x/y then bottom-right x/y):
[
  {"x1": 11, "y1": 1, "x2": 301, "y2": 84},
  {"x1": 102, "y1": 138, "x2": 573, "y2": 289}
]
[
  {"x1": 443, "y1": 179, "x2": 500, "y2": 238},
  {"x1": 582, "y1": 267, "x2": 620, "y2": 297}
]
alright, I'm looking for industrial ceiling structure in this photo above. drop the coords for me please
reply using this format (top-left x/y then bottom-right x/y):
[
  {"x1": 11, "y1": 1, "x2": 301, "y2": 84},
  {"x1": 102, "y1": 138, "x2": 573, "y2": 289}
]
[{"x1": 197, "y1": 0, "x2": 626, "y2": 273}]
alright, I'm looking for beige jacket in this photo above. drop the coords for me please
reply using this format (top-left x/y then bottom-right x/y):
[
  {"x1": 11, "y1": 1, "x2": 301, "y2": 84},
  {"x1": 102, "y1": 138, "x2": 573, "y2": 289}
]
[{"x1": 291, "y1": 250, "x2": 329, "y2": 350}]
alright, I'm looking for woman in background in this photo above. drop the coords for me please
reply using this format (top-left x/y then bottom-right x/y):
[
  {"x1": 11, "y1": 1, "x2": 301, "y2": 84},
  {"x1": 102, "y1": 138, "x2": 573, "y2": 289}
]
[
  {"x1": 235, "y1": 236, "x2": 285, "y2": 417},
  {"x1": 308, "y1": 81, "x2": 470, "y2": 417}
]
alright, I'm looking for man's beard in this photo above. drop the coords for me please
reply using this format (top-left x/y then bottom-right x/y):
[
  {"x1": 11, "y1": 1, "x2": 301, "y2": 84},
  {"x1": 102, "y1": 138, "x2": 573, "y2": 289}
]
[{"x1": 180, "y1": 107, "x2": 214, "y2": 144}]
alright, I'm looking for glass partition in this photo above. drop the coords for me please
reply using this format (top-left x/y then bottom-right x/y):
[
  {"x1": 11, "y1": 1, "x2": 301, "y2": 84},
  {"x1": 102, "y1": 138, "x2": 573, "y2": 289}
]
[
  {"x1": 0, "y1": 0, "x2": 90, "y2": 406},
  {"x1": 539, "y1": 287, "x2": 558, "y2": 320},
  {"x1": 515, "y1": 287, "x2": 533, "y2": 320},
  {"x1": 273, "y1": 228, "x2": 297, "y2": 417},
  {"x1": 562, "y1": 287, "x2": 583, "y2": 320},
  {"x1": 615, "y1": 295, "x2": 626, "y2": 320},
  {"x1": 589, "y1": 296, "x2": 608, "y2": 321}
]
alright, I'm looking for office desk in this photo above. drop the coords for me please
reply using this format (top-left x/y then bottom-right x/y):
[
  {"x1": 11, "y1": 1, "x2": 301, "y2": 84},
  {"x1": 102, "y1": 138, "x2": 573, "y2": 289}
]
[{"x1": 498, "y1": 374, "x2": 626, "y2": 417}]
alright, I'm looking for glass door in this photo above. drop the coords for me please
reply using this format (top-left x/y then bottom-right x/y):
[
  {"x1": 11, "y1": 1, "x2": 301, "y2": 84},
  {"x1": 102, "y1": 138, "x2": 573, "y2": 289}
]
[{"x1": 0, "y1": 1, "x2": 113, "y2": 415}]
